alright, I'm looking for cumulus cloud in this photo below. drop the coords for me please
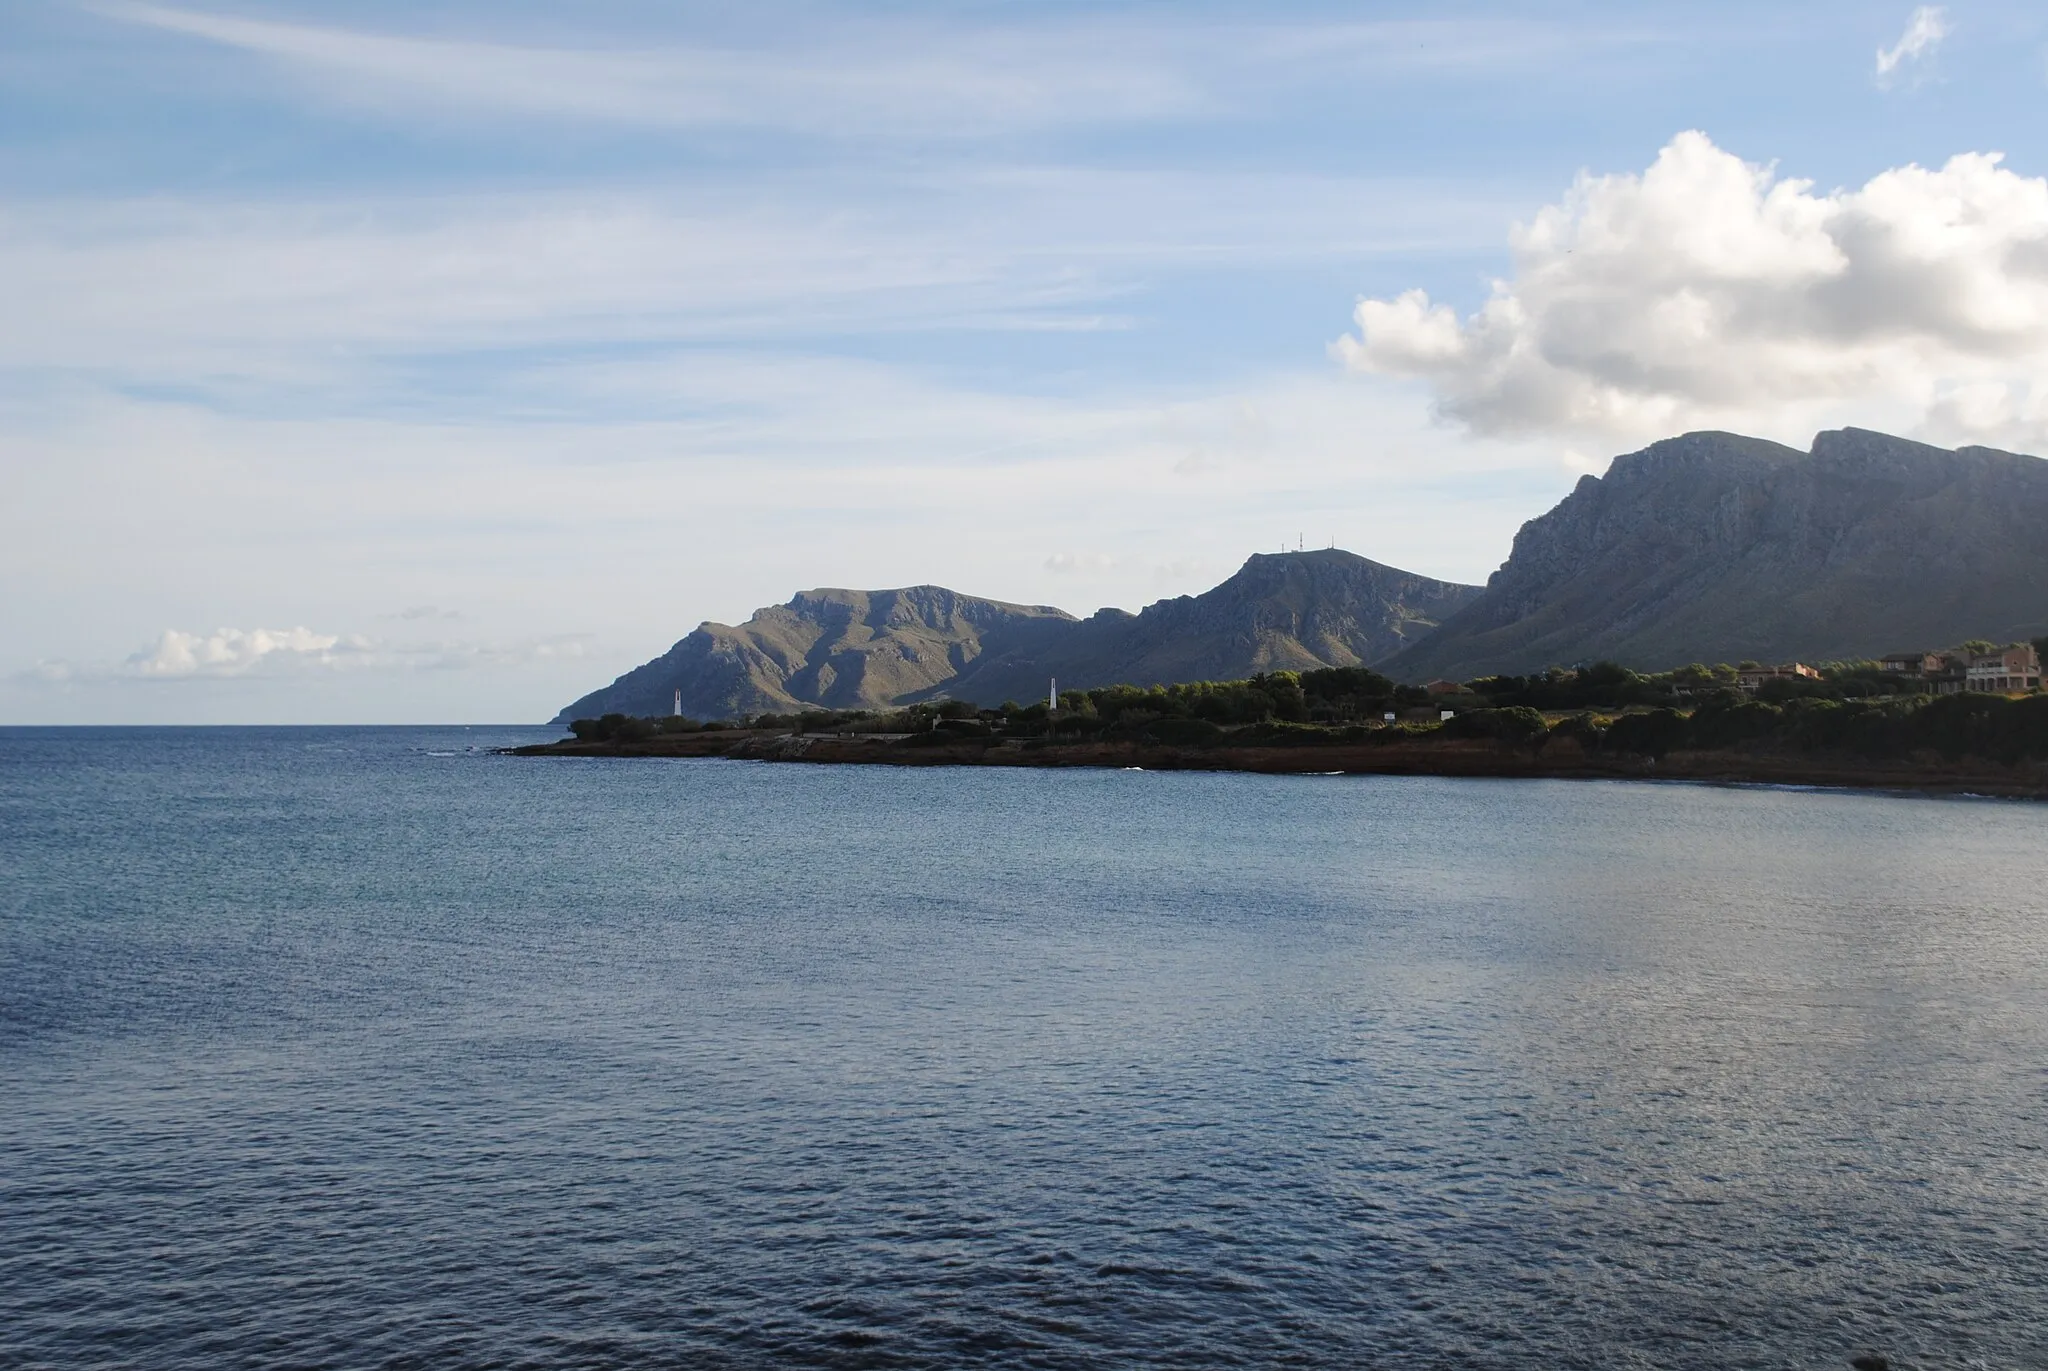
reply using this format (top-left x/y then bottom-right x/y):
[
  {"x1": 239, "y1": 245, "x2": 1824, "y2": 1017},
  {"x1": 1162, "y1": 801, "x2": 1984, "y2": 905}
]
[
  {"x1": 15, "y1": 627, "x2": 593, "y2": 684},
  {"x1": 1335, "y1": 131, "x2": 2048, "y2": 450},
  {"x1": 1876, "y1": 6, "x2": 1948, "y2": 83},
  {"x1": 129, "y1": 626, "x2": 356, "y2": 677}
]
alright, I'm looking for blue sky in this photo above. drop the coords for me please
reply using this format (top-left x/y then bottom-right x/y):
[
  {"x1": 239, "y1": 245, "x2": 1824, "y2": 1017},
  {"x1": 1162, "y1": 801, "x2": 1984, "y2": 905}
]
[{"x1": 5, "y1": 1, "x2": 2046, "y2": 721}]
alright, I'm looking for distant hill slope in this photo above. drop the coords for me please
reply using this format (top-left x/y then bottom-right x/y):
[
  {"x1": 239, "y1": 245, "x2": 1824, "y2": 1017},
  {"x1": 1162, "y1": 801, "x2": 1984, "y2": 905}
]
[
  {"x1": 1382, "y1": 428, "x2": 2048, "y2": 682},
  {"x1": 554, "y1": 586, "x2": 1076, "y2": 723},
  {"x1": 553, "y1": 550, "x2": 1481, "y2": 722},
  {"x1": 939, "y1": 549, "x2": 1480, "y2": 706}
]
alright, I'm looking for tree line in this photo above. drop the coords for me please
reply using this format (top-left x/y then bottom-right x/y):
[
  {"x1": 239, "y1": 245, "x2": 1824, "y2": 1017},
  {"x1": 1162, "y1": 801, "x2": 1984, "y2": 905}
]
[{"x1": 565, "y1": 654, "x2": 2048, "y2": 763}]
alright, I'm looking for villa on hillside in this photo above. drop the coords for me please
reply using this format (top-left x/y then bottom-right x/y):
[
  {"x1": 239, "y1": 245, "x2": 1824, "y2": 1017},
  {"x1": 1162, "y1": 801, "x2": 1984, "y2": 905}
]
[
  {"x1": 1966, "y1": 644, "x2": 2042, "y2": 693},
  {"x1": 1875, "y1": 643, "x2": 2040, "y2": 694}
]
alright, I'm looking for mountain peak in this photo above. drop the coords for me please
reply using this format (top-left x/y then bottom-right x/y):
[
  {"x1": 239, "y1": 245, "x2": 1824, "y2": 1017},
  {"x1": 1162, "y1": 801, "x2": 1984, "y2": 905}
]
[
  {"x1": 1384, "y1": 426, "x2": 2048, "y2": 681},
  {"x1": 554, "y1": 549, "x2": 1481, "y2": 721}
]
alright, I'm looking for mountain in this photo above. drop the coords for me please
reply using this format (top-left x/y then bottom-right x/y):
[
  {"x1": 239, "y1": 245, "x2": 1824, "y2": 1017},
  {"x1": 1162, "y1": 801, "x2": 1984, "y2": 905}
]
[
  {"x1": 1382, "y1": 428, "x2": 2048, "y2": 682},
  {"x1": 553, "y1": 586, "x2": 1075, "y2": 723},
  {"x1": 939, "y1": 549, "x2": 1480, "y2": 706},
  {"x1": 553, "y1": 550, "x2": 1481, "y2": 722}
]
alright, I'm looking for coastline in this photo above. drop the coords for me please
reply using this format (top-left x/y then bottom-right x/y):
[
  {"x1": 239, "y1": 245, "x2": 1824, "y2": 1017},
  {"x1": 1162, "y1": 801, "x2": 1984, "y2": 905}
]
[{"x1": 506, "y1": 729, "x2": 2048, "y2": 799}]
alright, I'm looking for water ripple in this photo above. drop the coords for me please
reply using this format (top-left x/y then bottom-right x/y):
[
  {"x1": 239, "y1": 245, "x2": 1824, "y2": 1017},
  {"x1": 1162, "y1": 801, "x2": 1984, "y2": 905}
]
[{"x1": 3, "y1": 726, "x2": 2046, "y2": 1369}]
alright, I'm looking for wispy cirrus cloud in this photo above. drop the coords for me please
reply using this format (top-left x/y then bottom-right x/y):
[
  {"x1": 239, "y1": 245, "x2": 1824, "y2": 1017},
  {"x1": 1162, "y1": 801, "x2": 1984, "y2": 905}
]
[
  {"x1": 92, "y1": 1, "x2": 1197, "y2": 136},
  {"x1": 0, "y1": 170, "x2": 1513, "y2": 398},
  {"x1": 89, "y1": 3, "x2": 1660, "y2": 138},
  {"x1": 1875, "y1": 5, "x2": 1949, "y2": 84}
]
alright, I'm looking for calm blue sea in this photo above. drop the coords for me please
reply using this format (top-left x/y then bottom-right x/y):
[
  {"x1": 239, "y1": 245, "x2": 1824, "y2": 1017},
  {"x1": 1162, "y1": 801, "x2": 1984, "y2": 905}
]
[{"x1": 3, "y1": 726, "x2": 2046, "y2": 1370}]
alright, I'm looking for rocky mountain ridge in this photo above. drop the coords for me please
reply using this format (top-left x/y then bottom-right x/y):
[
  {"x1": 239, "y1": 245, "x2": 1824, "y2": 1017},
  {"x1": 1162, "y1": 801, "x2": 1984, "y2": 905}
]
[
  {"x1": 554, "y1": 550, "x2": 1480, "y2": 722},
  {"x1": 555, "y1": 427, "x2": 2048, "y2": 722},
  {"x1": 1383, "y1": 427, "x2": 2048, "y2": 681}
]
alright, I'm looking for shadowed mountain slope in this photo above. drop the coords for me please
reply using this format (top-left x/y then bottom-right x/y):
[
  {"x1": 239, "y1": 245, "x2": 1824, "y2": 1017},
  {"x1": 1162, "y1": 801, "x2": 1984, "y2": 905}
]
[
  {"x1": 553, "y1": 550, "x2": 1481, "y2": 722},
  {"x1": 1382, "y1": 428, "x2": 2048, "y2": 682}
]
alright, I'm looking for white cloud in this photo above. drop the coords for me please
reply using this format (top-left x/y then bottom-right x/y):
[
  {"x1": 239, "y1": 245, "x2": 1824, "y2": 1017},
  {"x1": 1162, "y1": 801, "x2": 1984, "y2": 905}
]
[
  {"x1": 1336, "y1": 131, "x2": 2048, "y2": 451},
  {"x1": 1876, "y1": 6, "x2": 1949, "y2": 82},
  {"x1": 90, "y1": 4, "x2": 1646, "y2": 140},
  {"x1": 0, "y1": 171, "x2": 1506, "y2": 394},
  {"x1": 92, "y1": 1, "x2": 1200, "y2": 136},
  {"x1": 22, "y1": 626, "x2": 592, "y2": 683},
  {"x1": 127, "y1": 625, "x2": 355, "y2": 677},
  {"x1": 1044, "y1": 553, "x2": 1118, "y2": 575}
]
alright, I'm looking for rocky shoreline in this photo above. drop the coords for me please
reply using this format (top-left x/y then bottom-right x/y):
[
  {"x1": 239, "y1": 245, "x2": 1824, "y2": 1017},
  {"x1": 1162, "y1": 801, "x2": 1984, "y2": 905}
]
[{"x1": 506, "y1": 729, "x2": 2048, "y2": 799}]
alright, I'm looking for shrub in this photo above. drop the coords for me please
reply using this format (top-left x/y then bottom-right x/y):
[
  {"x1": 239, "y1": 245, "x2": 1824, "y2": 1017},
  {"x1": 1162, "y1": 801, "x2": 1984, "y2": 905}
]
[
  {"x1": 1601, "y1": 708, "x2": 1688, "y2": 757},
  {"x1": 1143, "y1": 717, "x2": 1225, "y2": 746},
  {"x1": 567, "y1": 713, "x2": 654, "y2": 743},
  {"x1": 1543, "y1": 712, "x2": 1604, "y2": 748},
  {"x1": 1685, "y1": 698, "x2": 1782, "y2": 749},
  {"x1": 1444, "y1": 706, "x2": 1549, "y2": 745}
]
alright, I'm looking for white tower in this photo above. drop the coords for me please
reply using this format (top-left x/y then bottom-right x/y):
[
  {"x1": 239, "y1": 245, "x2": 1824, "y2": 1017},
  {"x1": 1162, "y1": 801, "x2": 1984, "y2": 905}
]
[
  {"x1": 1049, "y1": 678, "x2": 1057, "y2": 712},
  {"x1": 673, "y1": 689, "x2": 682, "y2": 717}
]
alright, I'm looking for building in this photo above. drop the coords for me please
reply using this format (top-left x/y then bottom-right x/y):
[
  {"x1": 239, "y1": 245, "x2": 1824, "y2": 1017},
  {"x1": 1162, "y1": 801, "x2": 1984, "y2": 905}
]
[
  {"x1": 1736, "y1": 663, "x2": 1820, "y2": 693},
  {"x1": 1879, "y1": 650, "x2": 1966, "y2": 693},
  {"x1": 1966, "y1": 644, "x2": 2042, "y2": 694}
]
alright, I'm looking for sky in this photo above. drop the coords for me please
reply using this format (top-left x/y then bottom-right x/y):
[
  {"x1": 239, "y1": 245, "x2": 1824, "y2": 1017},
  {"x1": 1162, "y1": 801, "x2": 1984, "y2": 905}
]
[{"x1": 4, "y1": 0, "x2": 2047, "y2": 723}]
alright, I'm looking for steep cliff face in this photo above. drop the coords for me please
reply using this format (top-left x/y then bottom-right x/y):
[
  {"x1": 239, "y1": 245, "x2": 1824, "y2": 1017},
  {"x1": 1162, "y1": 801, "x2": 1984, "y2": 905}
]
[
  {"x1": 1382, "y1": 428, "x2": 2048, "y2": 681},
  {"x1": 553, "y1": 586, "x2": 1075, "y2": 722},
  {"x1": 552, "y1": 550, "x2": 1480, "y2": 722}
]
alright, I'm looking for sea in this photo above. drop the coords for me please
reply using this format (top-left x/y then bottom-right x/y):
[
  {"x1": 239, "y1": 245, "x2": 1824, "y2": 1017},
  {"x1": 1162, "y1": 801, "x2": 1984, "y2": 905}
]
[{"x1": 3, "y1": 725, "x2": 2046, "y2": 1370}]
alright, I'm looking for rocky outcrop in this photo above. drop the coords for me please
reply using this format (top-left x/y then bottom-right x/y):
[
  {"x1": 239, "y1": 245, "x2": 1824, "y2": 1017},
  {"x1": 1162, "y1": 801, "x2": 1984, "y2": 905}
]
[
  {"x1": 1382, "y1": 428, "x2": 2048, "y2": 681},
  {"x1": 553, "y1": 550, "x2": 1481, "y2": 721}
]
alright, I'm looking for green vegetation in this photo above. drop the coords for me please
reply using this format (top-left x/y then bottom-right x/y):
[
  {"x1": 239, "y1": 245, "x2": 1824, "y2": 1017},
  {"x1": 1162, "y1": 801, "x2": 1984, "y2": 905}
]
[
  {"x1": 568, "y1": 712, "x2": 711, "y2": 742},
  {"x1": 563, "y1": 650, "x2": 2048, "y2": 768},
  {"x1": 1593, "y1": 692, "x2": 2048, "y2": 763}
]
